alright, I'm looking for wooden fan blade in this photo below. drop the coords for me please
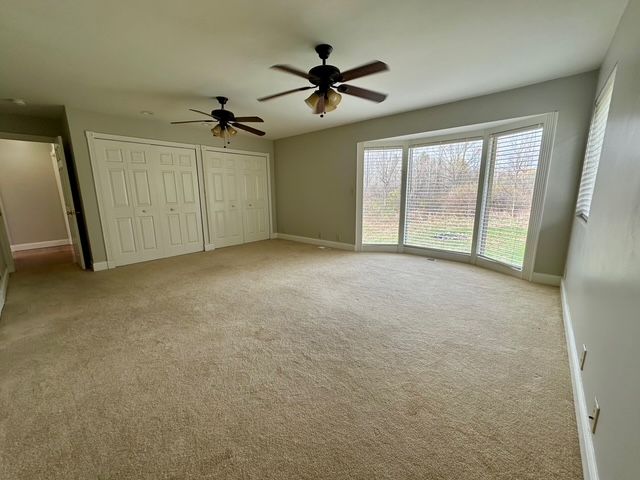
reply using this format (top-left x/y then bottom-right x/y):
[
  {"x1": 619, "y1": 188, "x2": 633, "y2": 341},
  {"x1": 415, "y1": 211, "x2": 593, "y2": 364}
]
[
  {"x1": 314, "y1": 94, "x2": 325, "y2": 115},
  {"x1": 189, "y1": 108, "x2": 214, "y2": 118},
  {"x1": 231, "y1": 122, "x2": 265, "y2": 136},
  {"x1": 171, "y1": 120, "x2": 215, "y2": 124},
  {"x1": 339, "y1": 61, "x2": 389, "y2": 82},
  {"x1": 271, "y1": 64, "x2": 310, "y2": 80},
  {"x1": 258, "y1": 86, "x2": 314, "y2": 101},
  {"x1": 337, "y1": 84, "x2": 387, "y2": 103},
  {"x1": 233, "y1": 116, "x2": 264, "y2": 123}
]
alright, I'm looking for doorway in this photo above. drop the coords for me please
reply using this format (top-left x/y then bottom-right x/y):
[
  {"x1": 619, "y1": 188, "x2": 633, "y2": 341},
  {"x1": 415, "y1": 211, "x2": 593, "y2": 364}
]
[{"x1": 0, "y1": 135, "x2": 85, "y2": 272}]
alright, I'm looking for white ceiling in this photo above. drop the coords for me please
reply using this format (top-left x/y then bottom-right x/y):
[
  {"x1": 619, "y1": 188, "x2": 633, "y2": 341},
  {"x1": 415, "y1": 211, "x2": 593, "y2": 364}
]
[{"x1": 0, "y1": 0, "x2": 627, "y2": 139}]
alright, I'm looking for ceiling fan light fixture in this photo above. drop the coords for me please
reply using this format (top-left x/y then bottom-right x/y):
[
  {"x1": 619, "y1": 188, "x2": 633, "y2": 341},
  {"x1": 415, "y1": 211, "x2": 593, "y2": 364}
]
[
  {"x1": 211, "y1": 124, "x2": 222, "y2": 137},
  {"x1": 227, "y1": 125, "x2": 237, "y2": 136},
  {"x1": 304, "y1": 91, "x2": 321, "y2": 110},
  {"x1": 326, "y1": 88, "x2": 342, "y2": 108}
]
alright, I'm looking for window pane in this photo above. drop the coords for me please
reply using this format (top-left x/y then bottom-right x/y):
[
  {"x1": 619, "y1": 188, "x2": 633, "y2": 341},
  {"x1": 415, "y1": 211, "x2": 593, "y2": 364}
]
[
  {"x1": 362, "y1": 148, "x2": 402, "y2": 244},
  {"x1": 404, "y1": 139, "x2": 483, "y2": 253},
  {"x1": 576, "y1": 69, "x2": 615, "y2": 219},
  {"x1": 478, "y1": 127, "x2": 543, "y2": 269}
]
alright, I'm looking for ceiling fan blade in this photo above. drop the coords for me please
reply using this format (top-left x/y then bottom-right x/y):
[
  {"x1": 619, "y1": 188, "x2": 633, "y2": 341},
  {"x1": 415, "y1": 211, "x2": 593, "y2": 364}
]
[
  {"x1": 233, "y1": 116, "x2": 264, "y2": 123},
  {"x1": 339, "y1": 61, "x2": 389, "y2": 82},
  {"x1": 258, "y1": 86, "x2": 314, "y2": 101},
  {"x1": 231, "y1": 122, "x2": 266, "y2": 136},
  {"x1": 271, "y1": 64, "x2": 310, "y2": 80},
  {"x1": 189, "y1": 108, "x2": 214, "y2": 118},
  {"x1": 337, "y1": 84, "x2": 387, "y2": 103},
  {"x1": 171, "y1": 120, "x2": 215, "y2": 124},
  {"x1": 314, "y1": 94, "x2": 325, "y2": 115}
]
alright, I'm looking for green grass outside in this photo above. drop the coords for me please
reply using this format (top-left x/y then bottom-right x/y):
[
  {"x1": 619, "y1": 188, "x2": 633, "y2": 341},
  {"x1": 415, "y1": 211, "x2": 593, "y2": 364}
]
[{"x1": 363, "y1": 217, "x2": 527, "y2": 268}]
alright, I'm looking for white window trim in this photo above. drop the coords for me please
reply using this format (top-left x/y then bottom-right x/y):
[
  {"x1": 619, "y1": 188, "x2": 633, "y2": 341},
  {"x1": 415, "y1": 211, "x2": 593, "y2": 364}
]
[{"x1": 355, "y1": 112, "x2": 558, "y2": 281}]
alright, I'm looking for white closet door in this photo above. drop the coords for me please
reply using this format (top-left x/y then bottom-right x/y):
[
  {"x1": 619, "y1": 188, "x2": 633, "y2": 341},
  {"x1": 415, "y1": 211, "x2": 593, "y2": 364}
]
[
  {"x1": 155, "y1": 146, "x2": 203, "y2": 257},
  {"x1": 204, "y1": 151, "x2": 244, "y2": 248},
  {"x1": 237, "y1": 155, "x2": 270, "y2": 243},
  {"x1": 94, "y1": 140, "x2": 164, "y2": 265}
]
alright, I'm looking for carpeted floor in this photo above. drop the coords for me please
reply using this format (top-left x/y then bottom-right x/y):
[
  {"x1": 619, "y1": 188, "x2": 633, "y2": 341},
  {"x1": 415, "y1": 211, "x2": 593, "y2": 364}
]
[{"x1": 0, "y1": 240, "x2": 581, "y2": 479}]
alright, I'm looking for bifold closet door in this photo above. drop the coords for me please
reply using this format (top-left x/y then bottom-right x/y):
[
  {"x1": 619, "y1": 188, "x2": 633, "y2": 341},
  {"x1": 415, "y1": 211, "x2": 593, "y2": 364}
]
[
  {"x1": 93, "y1": 139, "x2": 203, "y2": 266},
  {"x1": 154, "y1": 146, "x2": 203, "y2": 257},
  {"x1": 203, "y1": 150, "x2": 270, "y2": 248},
  {"x1": 204, "y1": 151, "x2": 244, "y2": 247},
  {"x1": 238, "y1": 155, "x2": 270, "y2": 243},
  {"x1": 94, "y1": 139, "x2": 165, "y2": 265}
]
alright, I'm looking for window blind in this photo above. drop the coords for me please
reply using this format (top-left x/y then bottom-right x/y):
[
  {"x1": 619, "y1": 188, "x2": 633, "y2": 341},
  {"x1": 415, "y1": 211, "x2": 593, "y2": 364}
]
[
  {"x1": 478, "y1": 126, "x2": 543, "y2": 269},
  {"x1": 404, "y1": 139, "x2": 483, "y2": 253},
  {"x1": 362, "y1": 147, "x2": 403, "y2": 244},
  {"x1": 576, "y1": 70, "x2": 616, "y2": 220}
]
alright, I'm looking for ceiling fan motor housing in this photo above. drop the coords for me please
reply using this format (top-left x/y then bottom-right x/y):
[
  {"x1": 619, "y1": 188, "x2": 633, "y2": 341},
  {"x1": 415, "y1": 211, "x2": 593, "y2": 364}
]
[
  {"x1": 212, "y1": 109, "x2": 234, "y2": 124},
  {"x1": 308, "y1": 65, "x2": 342, "y2": 91}
]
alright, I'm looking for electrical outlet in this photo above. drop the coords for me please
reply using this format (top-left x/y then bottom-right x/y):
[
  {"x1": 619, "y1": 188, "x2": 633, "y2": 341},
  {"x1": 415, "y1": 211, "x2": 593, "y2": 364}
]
[
  {"x1": 580, "y1": 344, "x2": 587, "y2": 370},
  {"x1": 589, "y1": 398, "x2": 600, "y2": 434}
]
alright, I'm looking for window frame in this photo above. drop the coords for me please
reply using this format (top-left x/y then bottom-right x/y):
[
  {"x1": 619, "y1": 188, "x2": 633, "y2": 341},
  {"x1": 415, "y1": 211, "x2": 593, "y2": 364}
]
[{"x1": 356, "y1": 112, "x2": 558, "y2": 281}]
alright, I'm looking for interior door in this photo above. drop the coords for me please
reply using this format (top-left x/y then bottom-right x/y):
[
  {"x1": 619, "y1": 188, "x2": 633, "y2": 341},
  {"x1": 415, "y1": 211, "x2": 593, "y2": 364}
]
[
  {"x1": 54, "y1": 137, "x2": 86, "y2": 269},
  {"x1": 94, "y1": 140, "x2": 163, "y2": 266},
  {"x1": 237, "y1": 155, "x2": 270, "y2": 243},
  {"x1": 0, "y1": 194, "x2": 15, "y2": 273},
  {"x1": 155, "y1": 146, "x2": 203, "y2": 256},
  {"x1": 126, "y1": 144, "x2": 165, "y2": 262},
  {"x1": 204, "y1": 151, "x2": 244, "y2": 248}
]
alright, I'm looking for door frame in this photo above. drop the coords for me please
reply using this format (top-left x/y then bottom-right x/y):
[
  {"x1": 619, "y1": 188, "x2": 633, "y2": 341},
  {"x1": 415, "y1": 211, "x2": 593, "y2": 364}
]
[
  {"x1": 355, "y1": 112, "x2": 558, "y2": 282},
  {"x1": 0, "y1": 131, "x2": 88, "y2": 272},
  {"x1": 200, "y1": 145, "x2": 273, "y2": 251},
  {"x1": 86, "y1": 131, "x2": 273, "y2": 268}
]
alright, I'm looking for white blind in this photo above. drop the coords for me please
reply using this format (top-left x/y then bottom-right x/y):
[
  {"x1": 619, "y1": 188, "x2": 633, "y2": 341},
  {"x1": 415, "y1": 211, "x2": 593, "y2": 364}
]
[
  {"x1": 404, "y1": 139, "x2": 483, "y2": 253},
  {"x1": 362, "y1": 147, "x2": 403, "y2": 244},
  {"x1": 576, "y1": 70, "x2": 616, "y2": 220},
  {"x1": 478, "y1": 126, "x2": 543, "y2": 269}
]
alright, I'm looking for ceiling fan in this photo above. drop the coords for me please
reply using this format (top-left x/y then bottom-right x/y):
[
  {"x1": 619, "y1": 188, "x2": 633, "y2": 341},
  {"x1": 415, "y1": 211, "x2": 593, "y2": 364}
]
[
  {"x1": 258, "y1": 44, "x2": 389, "y2": 117},
  {"x1": 171, "y1": 96, "x2": 265, "y2": 146}
]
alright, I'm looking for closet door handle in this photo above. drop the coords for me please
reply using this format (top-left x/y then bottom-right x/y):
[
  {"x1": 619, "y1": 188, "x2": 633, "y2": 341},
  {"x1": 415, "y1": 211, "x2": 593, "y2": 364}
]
[
  {"x1": 170, "y1": 208, "x2": 175, "y2": 211},
  {"x1": 141, "y1": 209, "x2": 147, "y2": 213}
]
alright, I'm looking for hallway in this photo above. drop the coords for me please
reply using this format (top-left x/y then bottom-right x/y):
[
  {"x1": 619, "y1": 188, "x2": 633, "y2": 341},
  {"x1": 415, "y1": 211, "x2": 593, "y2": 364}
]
[{"x1": 12, "y1": 245, "x2": 75, "y2": 271}]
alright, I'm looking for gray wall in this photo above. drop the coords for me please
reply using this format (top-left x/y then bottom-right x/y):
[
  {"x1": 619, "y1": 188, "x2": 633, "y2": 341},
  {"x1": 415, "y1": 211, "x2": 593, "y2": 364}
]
[
  {"x1": 64, "y1": 107, "x2": 275, "y2": 264},
  {"x1": 0, "y1": 112, "x2": 64, "y2": 138},
  {"x1": 0, "y1": 139, "x2": 69, "y2": 246},
  {"x1": 274, "y1": 72, "x2": 597, "y2": 276},
  {"x1": 564, "y1": 0, "x2": 640, "y2": 478}
]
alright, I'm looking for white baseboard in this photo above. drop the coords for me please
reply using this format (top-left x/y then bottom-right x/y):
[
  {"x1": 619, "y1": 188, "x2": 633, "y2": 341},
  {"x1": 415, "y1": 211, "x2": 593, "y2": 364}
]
[
  {"x1": 273, "y1": 233, "x2": 355, "y2": 251},
  {"x1": 204, "y1": 244, "x2": 216, "y2": 252},
  {"x1": 561, "y1": 280, "x2": 599, "y2": 480},
  {"x1": 10, "y1": 238, "x2": 71, "y2": 252},
  {"x1": 531, "y1": 272, "x2": 562, "y2": 286},
  {"x1": 0, "y1": 266, "x2": 9, "y2": 316},
  {"x1": 92, "y1": 261, "x2": 110, "y2": 272}
]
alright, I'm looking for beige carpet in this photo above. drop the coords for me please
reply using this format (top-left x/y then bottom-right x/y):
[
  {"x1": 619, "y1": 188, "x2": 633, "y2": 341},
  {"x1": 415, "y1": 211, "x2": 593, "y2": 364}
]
[{"x1": 0, "y1": 240, "x2": 581, "y2": 479}]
